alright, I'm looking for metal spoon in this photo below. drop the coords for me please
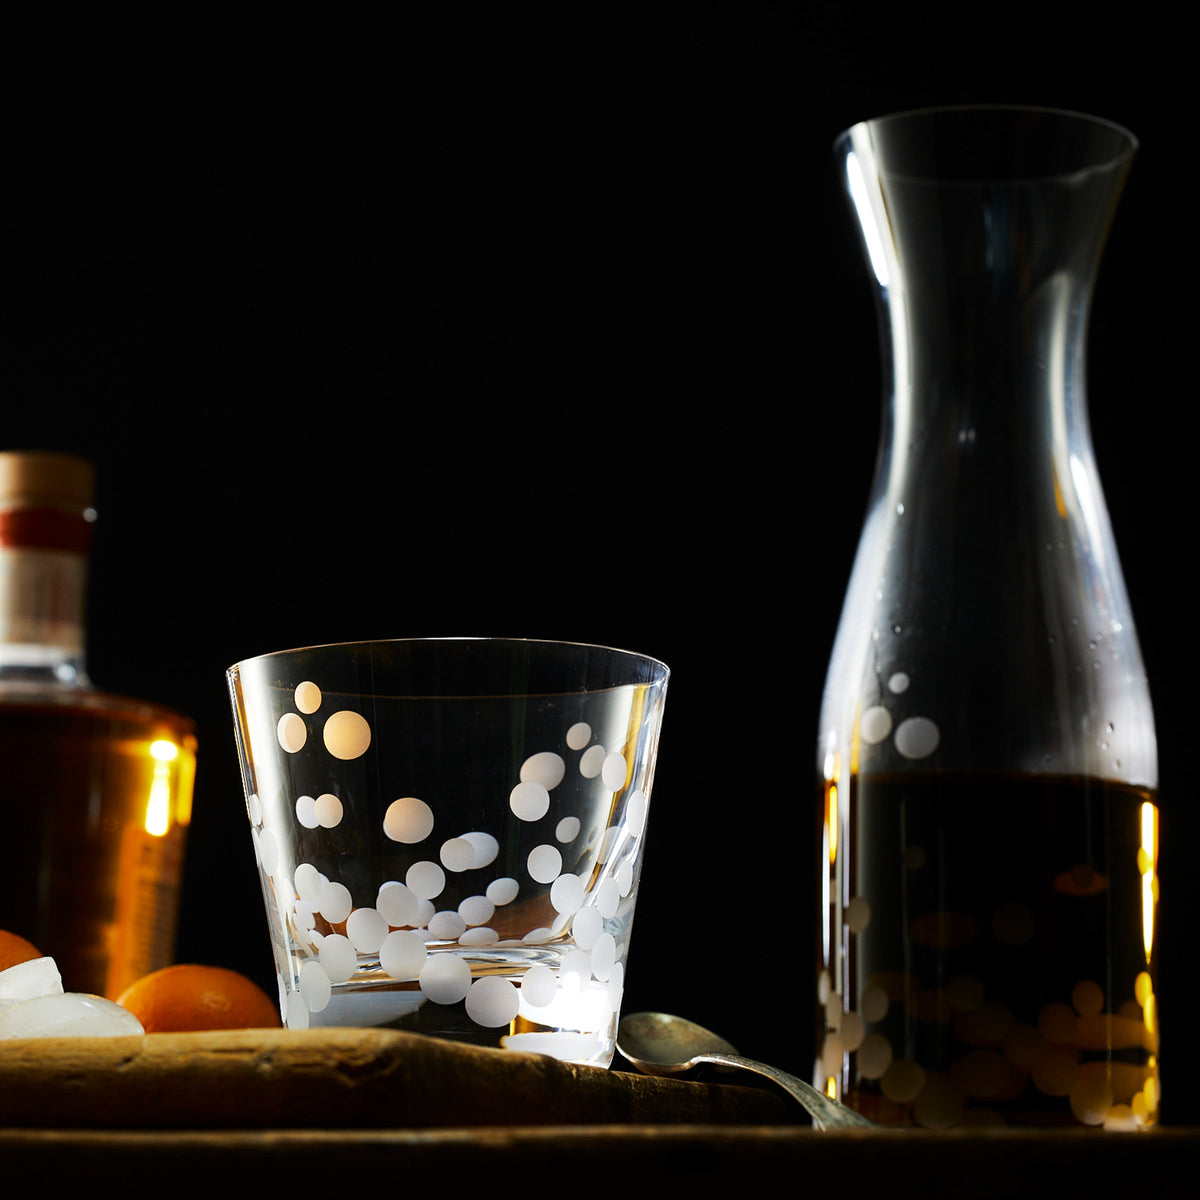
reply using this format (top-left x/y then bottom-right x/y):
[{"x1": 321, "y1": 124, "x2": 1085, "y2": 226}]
[{"x1": 616, "y1": 1011, "x2": 875, "y2": 1131}]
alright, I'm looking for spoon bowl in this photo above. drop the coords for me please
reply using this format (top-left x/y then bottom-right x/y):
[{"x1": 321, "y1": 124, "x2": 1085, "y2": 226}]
[{"x1": 617, "y1": 1011, "x2": 875, "y2": 1131}]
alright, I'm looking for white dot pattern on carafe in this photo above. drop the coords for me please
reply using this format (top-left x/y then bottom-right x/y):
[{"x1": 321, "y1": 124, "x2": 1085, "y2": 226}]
[
  {"x1": 858, "y1": 665, "x2": 941, "y2": 760},
  {"x1": 247, "y1": 690, "x2": 656, "y2": 1065}
]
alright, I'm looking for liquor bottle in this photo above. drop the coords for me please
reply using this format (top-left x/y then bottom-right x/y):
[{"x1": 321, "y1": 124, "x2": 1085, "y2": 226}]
[
  {"x1": 816, "y1": 108, "x2": 1160, "y2": 1129},
  {"x1": 0, "y1": 450, "x2": 197, "y2": 999}
]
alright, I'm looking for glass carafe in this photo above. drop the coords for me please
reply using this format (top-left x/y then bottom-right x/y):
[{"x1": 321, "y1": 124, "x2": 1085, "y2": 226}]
[{"x1": 816, "y1": 107, "x2": 1159, "y2": 1129}]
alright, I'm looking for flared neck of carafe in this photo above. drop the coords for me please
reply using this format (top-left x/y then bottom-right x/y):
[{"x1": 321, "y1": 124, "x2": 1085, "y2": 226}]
[{"x1": 838, "y1": 107, "x2": 1135, "y2": 444}]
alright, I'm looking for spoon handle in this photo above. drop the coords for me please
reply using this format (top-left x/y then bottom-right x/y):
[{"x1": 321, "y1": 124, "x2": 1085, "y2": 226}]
[{"x1": 694, "y1": 1053, "x2": 875, "y2": 1131}]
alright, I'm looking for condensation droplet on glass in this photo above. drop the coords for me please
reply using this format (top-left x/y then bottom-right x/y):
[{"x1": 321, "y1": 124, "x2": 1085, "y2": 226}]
[
  {"x1": 893, "y1": 624, "x2": 902, "y2": 635},
  {"x1": 896, "y1": 502, "x2": 905, "y2": 515}
]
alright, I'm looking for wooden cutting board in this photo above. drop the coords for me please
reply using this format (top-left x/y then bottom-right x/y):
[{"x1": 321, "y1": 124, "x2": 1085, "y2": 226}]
[{"x1": 0, "y1": 1027, "x2": 795, "y2": 1129}]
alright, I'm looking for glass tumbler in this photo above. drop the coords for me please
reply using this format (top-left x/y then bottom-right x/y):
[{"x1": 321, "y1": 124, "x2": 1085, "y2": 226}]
[{"x1": 228, "y1": 637, "x2": 669, "y2": 1067}]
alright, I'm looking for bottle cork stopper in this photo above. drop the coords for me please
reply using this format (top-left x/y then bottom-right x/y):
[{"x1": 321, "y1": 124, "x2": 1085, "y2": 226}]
[{"x1": 0, "y1": 451, "x2": 95, "y2": 508}]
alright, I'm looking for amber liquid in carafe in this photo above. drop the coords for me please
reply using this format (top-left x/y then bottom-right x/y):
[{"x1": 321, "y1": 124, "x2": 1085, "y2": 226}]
[{"x1": 818, "y1": 771, "x2": 1160, "y2": 1128}]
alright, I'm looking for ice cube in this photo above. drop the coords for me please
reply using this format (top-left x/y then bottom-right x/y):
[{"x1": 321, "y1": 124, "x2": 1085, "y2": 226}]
[
  {"x1": 0, "y1": 956, "x2": 65, "y2": 1002},
  {"x1": 0, "y1": 991, "x2": 145, "y2": 1039}
]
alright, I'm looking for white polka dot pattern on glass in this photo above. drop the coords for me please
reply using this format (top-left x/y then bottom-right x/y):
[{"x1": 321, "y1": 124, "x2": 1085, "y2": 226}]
[
  {"x1": 384, "y1": 797, "x2": 434, "y2": 844},
  {"x1": 465, "y1": 977, "x2": 520, "y2": 1027},
  {"x1": 277, "y1": 713, "x2": 307, "y2": 753},
  {"x1": 296, "y1": 795, "x2": 319, "y2": 828},
  {"x1": 522, "y1": 964, "x2": 557, "y2": 1007},
  {"x1": 319, "y1": 934, "x2": 356, "y2": 983},
  {"x1": 510, "y1": 780, "x2": 550, "y2": 822},
  {"x1": 591, "y1": 933, "x2": 616, "y2": 981},
  {"x1": 459, "y1": 895, "x2": 494, "y2": 926},
  {"x1": 428, "y1": 910, "x2": 467, "y2": 941},
  {"x1": 314, "y1": 794, "x2": 343, "y2": 828},
  {"x1": 346, "y1": 907, "x2": 388, "y2": 952},
  {"x1": 295, "y1": 863, "x2": 322, "y2": 901},
  {"x1": 860, "y1": 706, "x2": 892, "y2": 745},
  {"x1": 527, "y1": 845, "x2": 561, "y2": 884},
  {"x1": 895, "y1": 716, "x2": 940, "y2": 760},
  {"x1": 299, "y1": 959, "x2": 331, "y2": 1013},
  {"x1": 625, "y1": 790, "x2": 647, "y2": 836},
  {"x1": 857, "y1": 1033, "x2": 893, "y2": 1079},
  {"x1": 248, "y1": 676, "x2": 662, "y2": 1065},
  {"x1": 486, "y1": 877, "x2": 519, "y2": 906},
  {"x1": 439, "y1": 838, "x2": 476, "y2": 873},
  {"x1": 462, "y1": 831, "x2": 499, "y2": 869},
  {"x1": 846, "y1": 896, "x2": 871, "y2": 934},
  {"x1": 322, "y1": 710, "x2": 372, "y2": 760},
  {"x1": 550, "y1": 873, "x2": 585, "y2": 915},
  {"x1": 458, "y1": 927, "x2": 498, "y2": 947},
  {"x1": 317, "y1": 881, "x2": 352, "y2": 924},
  {"x1": 572, "y1": 906, "x2": 603, "y2": 949},
  {"x1": 596, "y1": 879, "x2": 620, "y2": 919},
  {"x1": 601, "y1": 753, "x2": 628, "y2": 790},
  {"x1": 579, "y1": 745, "x2": 606, "y2": 779},
  {"x1": 257, "y1": 827, "x2": 279, "y2": 875},
  {"x1": 419, "y1": 955, "x2": 472, "y2": 1004},
  {"x1": 380, "y1": 930, "x2": 426, "y2": 980},
  {"x1": 520, "y1": 751, "x2": 566, "y2": 791},
  {"x1": 377, "y1": 882, "x2": 418, "y2": 926},
  {"x1": 405, "y1": 861, "x2": 445, "y2": 900}
]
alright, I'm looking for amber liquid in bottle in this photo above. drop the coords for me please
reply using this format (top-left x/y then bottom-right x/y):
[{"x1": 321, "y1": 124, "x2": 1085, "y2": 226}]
[
  {"x1": 0, "y1": 450, "x2": 197, "y2": 999},
  {"x1": 0, "y1": 692, "x2": 196, "y2": 998}
]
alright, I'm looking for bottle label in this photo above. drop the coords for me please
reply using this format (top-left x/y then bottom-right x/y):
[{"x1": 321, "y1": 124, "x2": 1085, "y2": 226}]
[{"x1": 0, "y1": 546, "x2": 87, "y2": 651}]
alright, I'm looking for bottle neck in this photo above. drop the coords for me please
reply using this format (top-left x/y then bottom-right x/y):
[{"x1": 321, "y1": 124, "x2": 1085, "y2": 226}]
[{"x1": 0, "y1": 506, "x2": 94, "y2": 690}]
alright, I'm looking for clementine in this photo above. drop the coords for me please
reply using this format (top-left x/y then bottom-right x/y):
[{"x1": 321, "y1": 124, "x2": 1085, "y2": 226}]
[
  {"x1": 0, "y1": 929, "x2": 43, "y2": 972},
  {"x1": 116, "y1": 964, "x2": 282, "y2": 1033}
]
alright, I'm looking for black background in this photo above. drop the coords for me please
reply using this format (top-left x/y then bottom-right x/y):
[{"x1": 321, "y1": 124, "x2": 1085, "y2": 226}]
[{"x1": 4, "y1": 14, "x2": 1192, "y2": 1121}]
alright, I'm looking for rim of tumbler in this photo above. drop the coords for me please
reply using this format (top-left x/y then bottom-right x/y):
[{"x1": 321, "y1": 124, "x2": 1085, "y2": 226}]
[
  {"x1": 226, "y1": 636, "x2": 670, "y2": 683},
  {"x1": 835, "y1": 103, "x2": 1138, "y2": 185}
]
